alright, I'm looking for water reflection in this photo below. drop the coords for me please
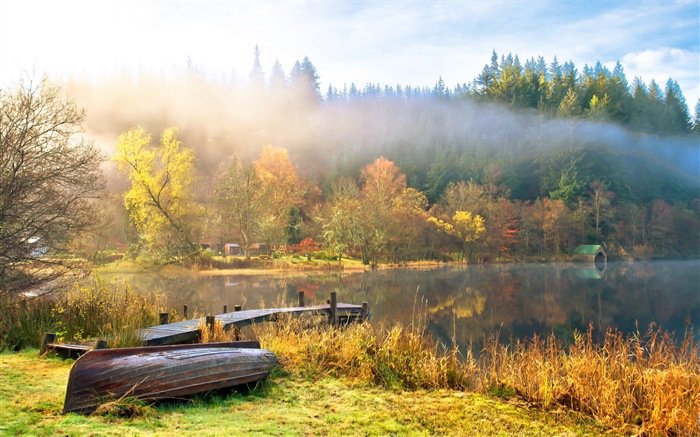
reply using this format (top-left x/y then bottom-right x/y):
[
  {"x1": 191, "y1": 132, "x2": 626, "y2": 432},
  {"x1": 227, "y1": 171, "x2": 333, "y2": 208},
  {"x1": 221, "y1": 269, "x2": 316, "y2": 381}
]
[{"x1": 99, "y1": 260, "x2": 699, "y2": 350}]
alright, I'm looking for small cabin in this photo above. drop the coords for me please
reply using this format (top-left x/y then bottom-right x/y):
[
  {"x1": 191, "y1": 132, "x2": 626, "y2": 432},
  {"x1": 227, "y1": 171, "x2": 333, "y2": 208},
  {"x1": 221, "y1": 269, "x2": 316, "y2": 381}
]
[
  {"x1": 248, "y1": 243, "x2": 269, "y2": 256},
  {"x1": 224, "y1": 244, "x2": 242, "y2": 256},
  {"x1": 573, "y1": 245, "x2": 607, "y2": 263}
]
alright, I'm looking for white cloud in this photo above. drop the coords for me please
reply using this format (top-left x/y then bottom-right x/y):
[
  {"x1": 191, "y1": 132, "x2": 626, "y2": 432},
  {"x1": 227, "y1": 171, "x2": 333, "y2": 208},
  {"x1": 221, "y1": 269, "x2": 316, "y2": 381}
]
[{"x1": 622, "y1": 48, "x2": 700, "y2": 104}]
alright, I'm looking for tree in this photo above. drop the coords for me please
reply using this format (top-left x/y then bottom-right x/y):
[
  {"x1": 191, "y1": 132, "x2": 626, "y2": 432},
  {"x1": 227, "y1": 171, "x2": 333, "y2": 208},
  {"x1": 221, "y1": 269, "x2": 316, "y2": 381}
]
[
  {"x1": 359, "y1": 157, "x2": 407, "y2": 265},
  {"x1": 114, "y1": 126, "x2": 201, "y2": 260},
  {"x1": 289, "y1": 56, "x2": 321, "y2": 103},
  {"x1": 268, "y1": 59, "x2": 287, "y2": 95},
  {"x1": 429, "y1": 211, "x2": 485, "y2": 261},
  {"x1": 692, "y1": 99, "x2": 700, "y2": 134},
  {"x1": 253, "y1": 145, "x2": 306, "y2": 248},
  {"x1": 1, "y1": 77, "x2": 105, "y2": 296},
  {"x1": 663, "y1": 79, "x2": 691, "y2": 135},
  {"x1": 248, "y1": 45, "x2": 266, "y2": 94},
  {"x1": 214, "y1": 155, "x2": 261, "y2": 257},
  {"x1": 589, "y1": 180, "x2": 615, "y2": 243},
  {"x1": 320, "y1": 177, "x2": 363, "y2": 264}
]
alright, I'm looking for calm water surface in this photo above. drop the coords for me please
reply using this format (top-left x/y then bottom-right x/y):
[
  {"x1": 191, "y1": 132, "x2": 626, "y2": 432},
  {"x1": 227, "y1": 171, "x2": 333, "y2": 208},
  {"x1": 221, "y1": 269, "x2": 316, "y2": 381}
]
[{"x1": 102, "y1": 260, "x2": 700, "y2": 349}]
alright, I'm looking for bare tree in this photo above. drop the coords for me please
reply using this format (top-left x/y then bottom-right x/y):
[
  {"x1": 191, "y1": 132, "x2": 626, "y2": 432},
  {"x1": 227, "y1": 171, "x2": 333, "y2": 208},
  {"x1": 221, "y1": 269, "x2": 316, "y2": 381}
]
[{"x1": 0, "y1": 77, "x2": 105, "y2": 296}]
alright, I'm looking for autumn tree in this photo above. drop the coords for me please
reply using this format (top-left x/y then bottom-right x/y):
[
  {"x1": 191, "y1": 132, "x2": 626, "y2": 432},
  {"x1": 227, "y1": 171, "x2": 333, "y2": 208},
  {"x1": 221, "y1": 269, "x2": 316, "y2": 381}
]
[
  {"x1": 429, "y1": 211, "x2": 485, "y2": 262},
  {"x1": 387, "y1": 187, "x2": 430, "y2": 262},
  {"x1": 321, "y1": 177, "x2": 363, "y2": 264},
  {"x1": 359, "y1": 157, "x2": 407, "y2": 265},
  {"x1": 114, "y1": 126, "x2": 201, "y2": 260},
  {"x1": 214, "y1": 154, "x2": 261, "y2": 257},
  {"x1": 253, "y1": 145, "x2": 306, "y2": 247},
  {"x1": 1, "y1": 77, "x2": 105, "y2": 296}
]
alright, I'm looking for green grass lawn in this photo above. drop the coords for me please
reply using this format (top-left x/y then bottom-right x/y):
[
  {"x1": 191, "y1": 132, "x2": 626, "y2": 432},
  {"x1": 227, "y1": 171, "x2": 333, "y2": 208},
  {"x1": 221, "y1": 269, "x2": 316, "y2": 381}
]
[{"x1": 1, "y1": 349, "x2": 614, "y2": 436}]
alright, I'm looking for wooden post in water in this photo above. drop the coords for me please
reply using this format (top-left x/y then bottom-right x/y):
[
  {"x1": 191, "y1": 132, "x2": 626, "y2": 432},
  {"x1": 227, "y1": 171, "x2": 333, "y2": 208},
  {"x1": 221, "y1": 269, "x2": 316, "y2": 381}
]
[
  {"x1": 234, "y1": 304, "x2": 242, "y2": 311},
  {"x1": 39, "y1": 332, "x2": 56, "y2": 356},
  {"x1": 298, "y1": 291, "x2": 305, "y2": 307},
  {"x1": 94, "y1": 339, "x2": 108, "y2": 350},
  {"x1": 159, "y1": 312, "x2": 169, "y2": 325},
  {"x1": 361, "y1": 302, "x2": 369, "y2": 322},
  {"x1": 329, "y1": 291, "x2": 337, "y2": 326},
  {"x1": 183, "y1": 305, "x2": 188, "y2": 320},
  {"x1": 223, "y1": 305, "x2": 228, "y2": 314}
]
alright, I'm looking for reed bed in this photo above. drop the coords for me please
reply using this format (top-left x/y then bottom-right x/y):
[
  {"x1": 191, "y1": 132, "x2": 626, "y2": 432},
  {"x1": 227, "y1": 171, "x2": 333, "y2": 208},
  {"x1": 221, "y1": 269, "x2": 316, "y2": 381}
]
[
  {"x1": 258, "y1": 317, "x2": 699, "y2": 436},
  {"x1": 0, "y1": 278, "x2": 165, "y2": 350}
]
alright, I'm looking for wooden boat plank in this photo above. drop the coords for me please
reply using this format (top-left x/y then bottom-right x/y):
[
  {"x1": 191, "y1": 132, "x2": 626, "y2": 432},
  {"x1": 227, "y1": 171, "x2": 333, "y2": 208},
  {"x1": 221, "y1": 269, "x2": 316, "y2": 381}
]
[
  {"x1": 69, "y1": 354, "x2": 275, "y2": 397},
  {"x1": 63, "y1": 342, "x2": 276, "y2": 414}
]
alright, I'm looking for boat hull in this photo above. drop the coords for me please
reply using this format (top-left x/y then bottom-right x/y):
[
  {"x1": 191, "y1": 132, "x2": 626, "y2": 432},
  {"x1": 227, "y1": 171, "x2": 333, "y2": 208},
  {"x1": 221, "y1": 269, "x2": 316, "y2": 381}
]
[{"x1": 63, "y1": 341, "x2": 277, "y2": 414}]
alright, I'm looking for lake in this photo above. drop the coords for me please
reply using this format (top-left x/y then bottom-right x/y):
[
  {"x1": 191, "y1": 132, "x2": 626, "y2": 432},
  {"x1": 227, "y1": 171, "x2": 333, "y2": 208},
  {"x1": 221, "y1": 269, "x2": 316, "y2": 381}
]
[{"x1": 102, "y1": 260, "x2": 700, "y2": 350}]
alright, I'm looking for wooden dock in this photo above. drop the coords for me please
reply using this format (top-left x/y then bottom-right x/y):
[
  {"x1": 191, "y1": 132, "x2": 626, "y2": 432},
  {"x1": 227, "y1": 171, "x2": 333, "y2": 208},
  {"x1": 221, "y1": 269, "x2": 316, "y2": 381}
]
[
  {"x1": 40, "y1": 291, "x2": 369, "y2": 355},
  {"x1": 139, "y1": 302, "x2": 368, "y2": 346}
]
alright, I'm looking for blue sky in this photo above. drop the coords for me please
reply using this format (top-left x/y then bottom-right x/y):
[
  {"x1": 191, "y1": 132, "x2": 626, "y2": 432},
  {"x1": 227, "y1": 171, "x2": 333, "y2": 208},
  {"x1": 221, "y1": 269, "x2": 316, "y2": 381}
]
[{"x1": 1, "y1": 0, "x2": 698, "y2": 106}]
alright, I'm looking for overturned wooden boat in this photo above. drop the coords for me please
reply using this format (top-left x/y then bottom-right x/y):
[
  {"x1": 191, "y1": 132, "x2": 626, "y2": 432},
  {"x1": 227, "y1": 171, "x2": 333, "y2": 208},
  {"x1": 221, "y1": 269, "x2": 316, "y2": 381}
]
[{"x1": 63, "y1": 341, "x2": 278, "y2": 414}]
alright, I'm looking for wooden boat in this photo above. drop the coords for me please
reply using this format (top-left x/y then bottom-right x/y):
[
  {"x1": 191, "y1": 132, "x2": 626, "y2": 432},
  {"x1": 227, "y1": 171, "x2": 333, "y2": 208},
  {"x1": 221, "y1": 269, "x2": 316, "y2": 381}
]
[{"x1": 63, "y1": 341, "x2": 278, "y2": 414}]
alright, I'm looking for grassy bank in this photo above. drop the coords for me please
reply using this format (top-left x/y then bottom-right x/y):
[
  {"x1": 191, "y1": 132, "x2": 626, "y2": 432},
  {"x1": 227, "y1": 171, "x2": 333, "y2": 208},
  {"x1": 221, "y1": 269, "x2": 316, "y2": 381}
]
[{"x1": 1, "y1": 348, "x2": 612, "y2": 436}]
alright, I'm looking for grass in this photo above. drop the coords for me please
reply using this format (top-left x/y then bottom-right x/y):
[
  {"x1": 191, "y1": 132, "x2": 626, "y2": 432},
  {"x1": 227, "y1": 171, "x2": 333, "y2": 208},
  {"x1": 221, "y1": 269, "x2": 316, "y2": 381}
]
[
  {"x1": 0, "y1": 278, "x2": 165, "y2": 351},
  {"x1": 1, "y1": 348, "x2": 611, "y2": 436}
]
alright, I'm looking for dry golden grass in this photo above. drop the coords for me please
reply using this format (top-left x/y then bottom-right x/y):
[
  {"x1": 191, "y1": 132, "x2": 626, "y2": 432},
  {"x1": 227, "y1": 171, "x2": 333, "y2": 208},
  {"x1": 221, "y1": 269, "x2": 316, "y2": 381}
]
[
  {"x1": 197, "y1": 318, "x2": 235, "y2": 343},
  {"x1": 258, "y1": 316, "x2": 699, "y2": 436},
  {"x1": 475, "y1": 323, "x2": 700, "y2": 436}
]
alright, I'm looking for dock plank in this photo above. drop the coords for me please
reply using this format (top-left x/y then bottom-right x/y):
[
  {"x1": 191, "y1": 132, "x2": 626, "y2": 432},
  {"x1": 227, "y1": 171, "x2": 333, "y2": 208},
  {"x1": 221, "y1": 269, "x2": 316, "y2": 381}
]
[{"x1": 139, "y1": 302, "x2": 365, "y2": 346}]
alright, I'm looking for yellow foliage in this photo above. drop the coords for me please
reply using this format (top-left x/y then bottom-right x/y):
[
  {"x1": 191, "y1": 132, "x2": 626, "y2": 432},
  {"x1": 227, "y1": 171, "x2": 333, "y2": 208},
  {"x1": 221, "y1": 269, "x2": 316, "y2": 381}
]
[{"x1": 429, "y1": 211, "x2": 485, "y2": 244}]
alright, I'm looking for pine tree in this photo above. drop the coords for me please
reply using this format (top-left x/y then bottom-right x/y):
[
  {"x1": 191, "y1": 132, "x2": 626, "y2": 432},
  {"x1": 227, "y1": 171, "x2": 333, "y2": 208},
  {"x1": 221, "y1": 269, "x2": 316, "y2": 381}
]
[
  {"x1": 268, "y1": 59, "x2": 286, "y2": 94},
  {"x1": 248, "y1": 45, "x2": 265, "y2": 93},
  {"x1": 663, "y1": 78, "x2": 691, "y2": 135},
  {"x1": 692, "y1": 99, "x2": 700, "y2": 134}
]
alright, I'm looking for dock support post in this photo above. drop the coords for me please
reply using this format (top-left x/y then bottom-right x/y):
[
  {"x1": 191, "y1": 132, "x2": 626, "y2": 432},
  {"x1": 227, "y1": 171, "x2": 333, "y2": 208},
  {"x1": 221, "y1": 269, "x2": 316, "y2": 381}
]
[
  {"x1": 234, "y1": 304, "x2": 242, "y2": 311},
  {"x1": 39, "y1": 332, "x2": 56, "y2": 356},
  {"x1": 298, "y1": 291, "x2": 305, "y2": 307},
  {"x1": 183, "y1": 305, "x2": 188, "y2": 320},
  {"x1": 206, "y1": 315, "x2": 215, "y2": 336},
  {"x1": 223, "y1": 304, "x2": 228, "y2": 313},
  {"x1": 329, "y1": 291, "x2": 337, "y2": 326},
  {"x1": 361, "y1": 302, "x2": 369, "y2": 322},
  {"x1": 94, "y1": 339, "x2": 108, "y2": 349},
  {"x1": 159, "y1": 312, "x2": 169, "y2": 325}
]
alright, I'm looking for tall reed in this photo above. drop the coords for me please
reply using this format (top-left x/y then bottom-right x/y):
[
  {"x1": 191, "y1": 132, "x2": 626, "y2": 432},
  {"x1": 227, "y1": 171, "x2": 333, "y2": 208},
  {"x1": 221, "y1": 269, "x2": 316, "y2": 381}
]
[
  {"x1": 1, "y1": 278, "x2": 165, "y2": 350},
  {"x1": 53, "y1": 278, "x2": 164, "y2": 347},
  {"x1": 0, "y1": 295, "x2": 57, "y2": 351},
  {"x1": 257, "y1": 316, "x2": 699, "y2": 436}
]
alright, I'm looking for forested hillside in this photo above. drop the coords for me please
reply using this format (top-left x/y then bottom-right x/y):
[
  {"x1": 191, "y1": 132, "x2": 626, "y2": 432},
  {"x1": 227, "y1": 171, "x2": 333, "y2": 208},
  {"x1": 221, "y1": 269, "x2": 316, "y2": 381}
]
[{"x1": 65, "y1": 50, "x2": 699, "y2": 262}]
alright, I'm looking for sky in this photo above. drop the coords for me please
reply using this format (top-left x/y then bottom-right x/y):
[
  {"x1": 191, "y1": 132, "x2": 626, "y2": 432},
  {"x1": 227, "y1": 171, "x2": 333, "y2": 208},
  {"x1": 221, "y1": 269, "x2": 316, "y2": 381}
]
[{"x1": 1, "y1": 0, "x2": 698, "y2": 107}]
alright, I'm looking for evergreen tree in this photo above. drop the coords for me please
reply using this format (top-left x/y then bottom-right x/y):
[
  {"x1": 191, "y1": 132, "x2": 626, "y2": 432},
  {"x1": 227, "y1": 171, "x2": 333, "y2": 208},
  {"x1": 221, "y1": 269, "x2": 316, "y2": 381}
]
[
  {"x1": 663, "y1": 78, "x2": 691, "y2": 135},
  {"x1": 692, "y1": 99, "x2": 700, "y2": 134},
  {"x1": 249, "y1": 45, "x2": 265, "y2": 93},
  {"x1": 268, "y1": 59, "x2": 287, "y2": 94},
  {"x1": 300, "y1": 56, "x2": 321, "y2": 98}
]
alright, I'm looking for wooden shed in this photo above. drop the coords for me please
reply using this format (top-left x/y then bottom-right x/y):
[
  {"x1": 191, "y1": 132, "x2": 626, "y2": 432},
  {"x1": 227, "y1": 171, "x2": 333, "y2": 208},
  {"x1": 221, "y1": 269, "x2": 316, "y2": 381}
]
[{"x1": 573, "y1": 245, "x2": 607, "y2": 263}]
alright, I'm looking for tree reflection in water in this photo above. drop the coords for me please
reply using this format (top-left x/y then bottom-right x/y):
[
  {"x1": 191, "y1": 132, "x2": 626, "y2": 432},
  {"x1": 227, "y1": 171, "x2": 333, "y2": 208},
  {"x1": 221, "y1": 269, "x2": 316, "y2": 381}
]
[{"x1": 99, "y1": 260, "x2": 699, "y2": 352}]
